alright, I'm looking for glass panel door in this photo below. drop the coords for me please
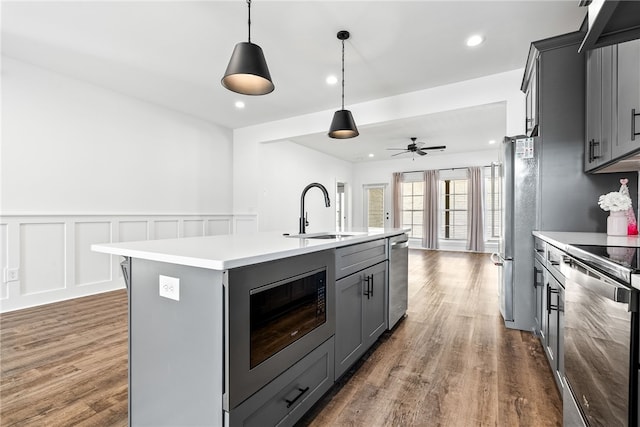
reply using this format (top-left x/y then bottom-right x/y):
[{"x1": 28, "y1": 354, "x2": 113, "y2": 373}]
[{"x1": 364, "y1": 184, "x2": 387, "y2": 230}]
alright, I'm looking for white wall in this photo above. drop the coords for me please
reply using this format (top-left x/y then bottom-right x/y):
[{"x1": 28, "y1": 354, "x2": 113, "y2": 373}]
[
  {"x1": 1, "y1": 58, "x2": 244, "y2": 312},
  {"x1": 2, "y1": 57, "x2": 233, "y2": 214},
  {"x1": 237, "y1": 139, "x2": 353, "y2": 233}
]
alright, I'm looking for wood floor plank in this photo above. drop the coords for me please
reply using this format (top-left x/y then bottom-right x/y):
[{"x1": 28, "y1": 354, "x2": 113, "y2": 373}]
[{"x1": 1, "y1": 250, "x2": 561, "y2": 426}]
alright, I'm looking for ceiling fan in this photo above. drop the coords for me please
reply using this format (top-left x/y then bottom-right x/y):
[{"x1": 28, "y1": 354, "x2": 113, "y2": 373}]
[{"x1": 387, "y1": 137, "x2": 446, "y2": 157}]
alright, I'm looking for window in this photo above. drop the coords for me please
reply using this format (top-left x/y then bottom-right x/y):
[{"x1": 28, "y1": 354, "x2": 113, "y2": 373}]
[
  {"x1": 401, "y1": 180, "x2": 423, "y2": 239},
  {"x1": 439, "y1": 178, "x2": 468, "y2": 240},
  {"x1": 485, "y1": 165, "x2": 501, "y2": 239}
]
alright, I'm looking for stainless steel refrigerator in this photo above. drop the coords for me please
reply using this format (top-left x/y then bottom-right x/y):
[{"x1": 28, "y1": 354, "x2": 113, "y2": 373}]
[
  {"x1": 492, "y1": 136, "x2": 538, "y2": 331},
  {"x1": 493, "y1": 135, "x2": 637, "y2": 331}
]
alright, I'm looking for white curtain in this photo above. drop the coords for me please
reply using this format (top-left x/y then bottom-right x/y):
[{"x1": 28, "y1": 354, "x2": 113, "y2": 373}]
[
  {"x1": 468, "y1": 166, "x2": 485, "y2": 252},
  {"x1": 422, "y1": 170, "x2": 439, "y2": 249},
  {"x1": 392, "y1": 172, "x2": 402, "y2": 228}
]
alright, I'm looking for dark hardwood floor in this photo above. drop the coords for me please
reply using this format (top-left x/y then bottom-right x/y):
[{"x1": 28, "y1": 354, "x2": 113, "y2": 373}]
[{"x1": 0, "y1": 250, "x2": 561, "y2": 426}]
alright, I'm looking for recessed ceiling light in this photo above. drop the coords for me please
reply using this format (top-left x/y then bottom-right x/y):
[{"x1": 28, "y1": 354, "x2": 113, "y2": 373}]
[
  {"x1": 489, "y1": 139, "x2": 496, "y2": 144},
  {"x1": 235, "y1": 101, "x2": 245, "y2": 109},
  {"x1": 368, "y1": 153, "x2": 375, "y2": 158},
  {"x1": 466, "y1": 34, "x2": 484, "y2": 47},
  {"x1": 326, "y1": 75, "x2": 338, "y2": 85}
]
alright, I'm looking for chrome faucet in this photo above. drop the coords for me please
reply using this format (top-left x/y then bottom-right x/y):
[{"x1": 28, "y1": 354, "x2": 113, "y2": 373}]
[{"x1": 299, "y1": 183, "x2": 331, "y2": 234}]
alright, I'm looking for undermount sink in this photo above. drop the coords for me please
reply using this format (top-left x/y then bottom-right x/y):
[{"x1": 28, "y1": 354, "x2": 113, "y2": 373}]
[{"x1": 284, "y1": 232, "x2": 364, "y2": 239}]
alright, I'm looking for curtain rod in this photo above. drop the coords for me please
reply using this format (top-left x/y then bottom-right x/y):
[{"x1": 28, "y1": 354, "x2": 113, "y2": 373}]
[{"x1": 400, "y1": 165, "x2": 493, "y2": 174}]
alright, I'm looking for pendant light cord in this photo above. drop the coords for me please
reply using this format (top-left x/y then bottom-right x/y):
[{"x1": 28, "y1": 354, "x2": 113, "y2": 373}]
[
  {"x1": 341, "y1": 38, "x2": 345, "y2": 110},
  {"x1": 247, "y1": 0, "x2": 252, "y2": 43}
]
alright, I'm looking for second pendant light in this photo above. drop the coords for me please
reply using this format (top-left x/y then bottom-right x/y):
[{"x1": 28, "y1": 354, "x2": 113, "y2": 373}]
[{"x1": 328, "y1": 30, "x2": 359, "y2": 139}]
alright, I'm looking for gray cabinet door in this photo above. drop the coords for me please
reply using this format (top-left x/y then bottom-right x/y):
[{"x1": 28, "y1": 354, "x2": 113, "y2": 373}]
[
  {"x1": 334, "y1": 272, "x2": 364, "y2": 379},
  {"x1": 533, "y1": 259, "x2": 544, "y2": 337},
  {"x1": 585, "y1": 45, "x2": 615, "y2": 170},
  {"x1": 546, "y1": 272, "x2": 562, "y2": 391},
  {"x1": 615, "y1": 39, "x2": 640, "y2": 158},
  {"x1": 363, "y1": 261, "x2": 387, "y2": 345}
]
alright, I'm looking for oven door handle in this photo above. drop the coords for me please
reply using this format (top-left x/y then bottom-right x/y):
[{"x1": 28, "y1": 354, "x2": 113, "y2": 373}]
[{"x1": 566, "y1": 257, "x2": 635, "y2": 309}]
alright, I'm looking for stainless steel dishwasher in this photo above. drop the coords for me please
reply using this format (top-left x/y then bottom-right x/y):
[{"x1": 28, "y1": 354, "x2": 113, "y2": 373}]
[{"x1": 387, "y1": 233, "x2": 409, "y2": 329}]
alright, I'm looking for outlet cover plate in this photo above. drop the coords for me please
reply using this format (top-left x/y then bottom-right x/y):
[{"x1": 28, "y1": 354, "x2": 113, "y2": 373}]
[{"x1": 159, "y1": 275, "x2": 180, "y2": 301}]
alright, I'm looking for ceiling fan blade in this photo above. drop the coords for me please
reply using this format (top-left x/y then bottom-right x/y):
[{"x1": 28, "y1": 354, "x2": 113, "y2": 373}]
[
  {"x1": 391, "y1": 151, "x2": 409, "y2": 156},
  {"x1": 416, "y1": 149, "x2": 428, "y2": 156},
  {"x1": 420, "y1": 145, "x2": 447, "y2": 151},
  {"x1": 386, "y1": 148, "x2": 408, "y2": 150}
]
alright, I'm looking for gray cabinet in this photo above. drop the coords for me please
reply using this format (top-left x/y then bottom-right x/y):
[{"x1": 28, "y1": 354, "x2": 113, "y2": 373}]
[
  {"x1": 228, "y1": 338, "x2": 334, "y2": 427},
  {"x1": 524, "y1": 57, "x2": 539, "y2": 135},
  {"x1": 335, "y1": 261, "x2": 387, "y2": 379},
  {"x1": 585, "y1": 38, "x2": 640, "y2": 171},
  {"x1": 334, "y1": 240, "x2": 388, "y2": 380},
  {"x1": 532, "y1": 240, "x2": 565, "y2": 395},
  {"x1": 585, "y1": 45, "x2": 616, "y2": 170},
  {"x1": 615, "y1": 39, "x2": 640, "y2": 158},
  {"x1": 544, "y1": 269, "x2": 564, "y2": 395}
]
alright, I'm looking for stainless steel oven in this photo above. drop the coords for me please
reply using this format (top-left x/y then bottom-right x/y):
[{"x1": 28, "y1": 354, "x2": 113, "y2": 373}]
[
  {"x1": 224, "y1": 250, "x2": 335, "y2": 411},
  {"x1": 562, "y1": 254, "x2": 638, "y2": 426}
]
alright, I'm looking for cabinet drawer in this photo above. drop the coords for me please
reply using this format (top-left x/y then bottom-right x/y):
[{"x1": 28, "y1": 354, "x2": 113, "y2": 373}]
[
  {"x1": 533, "y1": 237, "x2": 546, "y2": 263},
  {"x1": 545, "y1": 245, "x2": 566, "y2": 283},
  {"x1": 228, "y1": 338, "x2": 334, "y2": 427},
  {"x1": 335, "y1": 239, "x2": 387, "y2": 279}
]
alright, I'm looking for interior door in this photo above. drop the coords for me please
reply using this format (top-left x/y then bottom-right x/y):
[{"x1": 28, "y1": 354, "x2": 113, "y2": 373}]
[{"x1": 363, "y1": 184, "x2": 388, "y2": 230}]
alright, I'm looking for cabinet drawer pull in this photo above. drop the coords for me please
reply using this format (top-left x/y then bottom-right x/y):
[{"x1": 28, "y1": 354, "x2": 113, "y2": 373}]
[
  {"x1": 633, "y1": 108, "x2": 640, "y2": 141},
  {"x1": 363, "y1": 275, "x2": 372, "y2": 299},
  {"x1": 285, "y1": 386, "x2": 309, "y2": 408}
]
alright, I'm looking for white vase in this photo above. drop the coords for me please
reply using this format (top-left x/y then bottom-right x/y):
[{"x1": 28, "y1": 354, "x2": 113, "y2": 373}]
[{"x1": 607, "y1": 210, "x2": 628, "y2": 236}]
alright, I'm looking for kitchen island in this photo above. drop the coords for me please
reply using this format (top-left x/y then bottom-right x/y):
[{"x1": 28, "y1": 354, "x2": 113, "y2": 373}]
[{"x1": 92, "y1": 228, "x2": 408, "y2": 427}]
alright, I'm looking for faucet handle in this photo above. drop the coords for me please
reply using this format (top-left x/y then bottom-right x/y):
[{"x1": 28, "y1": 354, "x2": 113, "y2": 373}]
[{"x1": 305, "y1": 212, "x2": 309, "y2": 227}]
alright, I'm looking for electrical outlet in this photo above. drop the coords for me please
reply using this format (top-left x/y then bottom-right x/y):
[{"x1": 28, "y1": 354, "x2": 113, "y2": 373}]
[
  {"x1": 159, "y1": 275, "x2": 180, "y2": 301},
  {"x1": 4, "y1": 268, "x2": 19, "y2": 283}
]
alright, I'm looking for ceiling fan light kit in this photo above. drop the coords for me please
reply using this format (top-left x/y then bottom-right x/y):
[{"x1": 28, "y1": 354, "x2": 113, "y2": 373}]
[
  {"x1": 222, "y1": 0, "x2": 274, "y2": 96},
  {"x1": 328, "y1": 30, "x2": 359, "y2": 139}
]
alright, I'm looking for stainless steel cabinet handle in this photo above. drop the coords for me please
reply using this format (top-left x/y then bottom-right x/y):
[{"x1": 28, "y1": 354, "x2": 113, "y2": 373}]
[
  {"x1": 633, "y1": 108, "x2": 640, "y2": 141},
  {"x1": 370, "y1": 275, "x2": 374, "y2": 298},
  {"x1": 548, "y1": 287, "x2": 559, "y2": 312},
  {"x1": 533, "y1": 266, "x2": 542, "y2": 288}
]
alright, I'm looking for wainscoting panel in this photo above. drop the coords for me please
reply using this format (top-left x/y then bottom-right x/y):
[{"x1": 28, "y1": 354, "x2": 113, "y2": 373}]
[
  {"x1": 207, "y1": 218, "x2": 232, "y2": 236},
  {"x1": 1, "y1": 224, "x2": 8, "y2": 300},
  {"x1": 20, "y1": 223, "x2": 66, "y2": 295},
  {"x1": 184, "y1": 220, "x2": 205, "y2": 237},
  {"x1": 119, "y1": 221, "x2": 148, "y2": 242},
  {"x1": 75, "y1": 222, "x2": 112, "y2": 286},
  {"x1": 0, "y1": 213, "x2": 257, "y2": 312},
  {"x1": 154, "y1": 220, "x2": 179, "y2": 240}
]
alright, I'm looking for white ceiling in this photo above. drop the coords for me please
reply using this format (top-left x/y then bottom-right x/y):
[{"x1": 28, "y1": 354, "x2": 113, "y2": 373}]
[{"x1": 1, "y1": 1, "x2": 586, "y2": 162}]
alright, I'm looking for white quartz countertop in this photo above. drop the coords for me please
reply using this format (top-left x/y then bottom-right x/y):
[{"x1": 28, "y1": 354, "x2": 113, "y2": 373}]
[
  {"x1": 92, "y1": 228, "x2": 409, "y2": 270},
  {"x1": 532, "y1": 231, "x2": 640, "y2": 250}
]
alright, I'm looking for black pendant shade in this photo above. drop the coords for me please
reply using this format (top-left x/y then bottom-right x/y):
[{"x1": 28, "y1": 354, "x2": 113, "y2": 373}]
[
  {"x1": 222, "y1": 42, "x2": 274, "y2": 95},
  {"x1": 221, "y1": 0, "x2": 274, "y2": 96},
  {"x1": 329, "y1": 109, "x2": 359, "y2": 139},
  {"x1": 328, "y1": 30, "x2": 358, "y2": 139}
]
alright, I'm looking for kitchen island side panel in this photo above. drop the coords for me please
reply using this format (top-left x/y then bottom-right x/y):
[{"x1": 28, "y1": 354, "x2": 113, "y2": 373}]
[{"x1": 130, "y1": 259, "x2": 224, "y2": 427}]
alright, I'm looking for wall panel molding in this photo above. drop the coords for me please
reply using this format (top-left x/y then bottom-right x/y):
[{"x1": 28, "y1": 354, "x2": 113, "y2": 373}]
[{"x1": 0, "y1": 213, "x2": 257, "y2": 312}]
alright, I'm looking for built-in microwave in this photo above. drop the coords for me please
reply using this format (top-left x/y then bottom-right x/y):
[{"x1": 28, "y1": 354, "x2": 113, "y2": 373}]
[{"x1": 224, "y1": 250, "x2": 335, "y2": 411}]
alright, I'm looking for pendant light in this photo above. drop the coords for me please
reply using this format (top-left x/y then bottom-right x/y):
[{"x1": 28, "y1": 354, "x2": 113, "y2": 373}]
[
  {"x1": 221, "y1": 0, "x2": 274, "y2": 96},
  {"x1": 328, "y1": 30, "x2": 359, "y2": 139}
]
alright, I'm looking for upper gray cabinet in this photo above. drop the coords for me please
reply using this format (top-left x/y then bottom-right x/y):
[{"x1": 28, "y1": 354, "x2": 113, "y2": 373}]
[
  {"x1": 615, "y1": 39, "x2": 640, "y2": 158},
  {"x1": 585, "y1": 38, "x2": 640, "y2": 172},
  {"x1": 585, "y1": 45, "x2": 615, "y2": 170}
]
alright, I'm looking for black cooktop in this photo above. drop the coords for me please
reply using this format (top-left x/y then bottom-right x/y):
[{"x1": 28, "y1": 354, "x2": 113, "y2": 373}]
[{"x1": 572, "y1": 244, "x2": 640, "y2": 271}]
